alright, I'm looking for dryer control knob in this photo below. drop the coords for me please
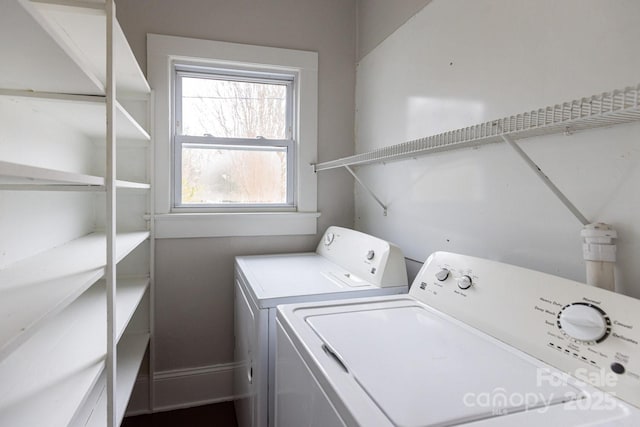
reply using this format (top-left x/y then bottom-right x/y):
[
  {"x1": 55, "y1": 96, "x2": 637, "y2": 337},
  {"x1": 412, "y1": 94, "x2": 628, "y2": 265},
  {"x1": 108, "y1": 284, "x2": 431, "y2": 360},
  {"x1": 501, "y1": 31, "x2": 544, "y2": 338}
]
[
  {"x1": 366, "y1": 250, "x2": 375, "y2": 260},
  {"x1": 458, "y1": 275, "x2": 472, "y2": 290},
  {"x1": 558, "y1": 303, "x2": 609, "y2": 343},
  {"x1": 435, "y1": 269, "x2": 450, "y2": 281}
]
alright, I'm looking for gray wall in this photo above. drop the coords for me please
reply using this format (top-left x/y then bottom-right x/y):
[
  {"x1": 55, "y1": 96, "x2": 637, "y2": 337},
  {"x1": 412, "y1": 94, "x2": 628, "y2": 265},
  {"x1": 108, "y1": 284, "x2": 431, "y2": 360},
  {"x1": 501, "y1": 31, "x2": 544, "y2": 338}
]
[
  {"x1": 117, "y1": 0, "x2": 356, "y2": 379},
  {"x1": 356, "y1": 0, "x2": 431, "y2": 61}
]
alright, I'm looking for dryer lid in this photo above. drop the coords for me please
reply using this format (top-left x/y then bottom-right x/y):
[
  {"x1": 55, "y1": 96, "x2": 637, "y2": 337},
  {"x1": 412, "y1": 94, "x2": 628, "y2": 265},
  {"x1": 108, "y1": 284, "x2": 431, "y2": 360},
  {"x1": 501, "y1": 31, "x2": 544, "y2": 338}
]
[
  {"x1": 237, "y1": 253, "x2": 403, "y2": 308},
  {"x1": 306, "y1": 305, "x2": 582, "y2": 427}
]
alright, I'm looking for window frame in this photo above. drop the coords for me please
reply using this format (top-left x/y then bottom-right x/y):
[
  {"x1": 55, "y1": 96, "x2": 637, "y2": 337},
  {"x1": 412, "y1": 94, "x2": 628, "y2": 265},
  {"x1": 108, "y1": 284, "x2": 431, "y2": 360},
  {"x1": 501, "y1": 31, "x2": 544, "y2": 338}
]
[
  {"x1": 147, "y1": 34, "x2": 319, "y2": 238},
  {"x1": 173, "y1": 65, "x2": 297, "y2": 210}
]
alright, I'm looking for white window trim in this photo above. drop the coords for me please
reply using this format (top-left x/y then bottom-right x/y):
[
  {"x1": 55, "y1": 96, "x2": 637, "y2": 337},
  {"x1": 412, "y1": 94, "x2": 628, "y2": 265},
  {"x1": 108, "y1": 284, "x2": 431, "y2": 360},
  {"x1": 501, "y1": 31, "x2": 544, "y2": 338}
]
[{"x1": 147, "y1": 34, "x2": 319, "y2": 238}]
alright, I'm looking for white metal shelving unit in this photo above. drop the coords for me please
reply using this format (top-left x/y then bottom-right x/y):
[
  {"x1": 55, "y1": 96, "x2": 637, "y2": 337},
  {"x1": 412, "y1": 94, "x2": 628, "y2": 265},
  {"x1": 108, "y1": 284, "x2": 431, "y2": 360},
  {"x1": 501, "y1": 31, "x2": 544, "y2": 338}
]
[
  {"x1": 0, "y1": 0, "x2": 153, "y2": 426},
  {"x1": 0, "y1": 280, "x2": 149, "y2": 427},
  {"x1": 314, "y1": 84, "x2": 640, "y2": 219}
]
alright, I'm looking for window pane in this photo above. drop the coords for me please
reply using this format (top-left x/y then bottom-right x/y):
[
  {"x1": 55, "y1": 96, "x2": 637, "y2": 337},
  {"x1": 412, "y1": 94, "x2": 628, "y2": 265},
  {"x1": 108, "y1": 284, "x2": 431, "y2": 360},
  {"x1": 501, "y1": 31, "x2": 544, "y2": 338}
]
[
  {"x1": 181, "y1": 144, "x2": 287, "y2": 205},
  {"x1": 181, "y1": 76, "x2": 288, "y2": 139}
]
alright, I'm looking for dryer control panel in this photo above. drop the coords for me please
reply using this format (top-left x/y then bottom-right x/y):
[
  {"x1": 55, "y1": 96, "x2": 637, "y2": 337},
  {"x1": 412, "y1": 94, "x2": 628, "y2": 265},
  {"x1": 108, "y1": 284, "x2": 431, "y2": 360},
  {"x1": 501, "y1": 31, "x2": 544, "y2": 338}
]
[
  {"x1": 317, "y1": 226, "x2": 408, "y2": 288},
  {"x1": 412, "y1": 251, "x2": 640, "y2": 409}
]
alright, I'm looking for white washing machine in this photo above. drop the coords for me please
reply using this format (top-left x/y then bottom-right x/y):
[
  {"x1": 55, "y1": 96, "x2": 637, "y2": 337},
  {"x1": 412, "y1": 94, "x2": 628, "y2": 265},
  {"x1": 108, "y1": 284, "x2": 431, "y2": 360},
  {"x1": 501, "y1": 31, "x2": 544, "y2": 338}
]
[
  {"x1": 276, "y1": 251, "x2": 640, "y2": 426},
  {"x1": 233, "y1": 226, "x2": 409, "y2": 427}
]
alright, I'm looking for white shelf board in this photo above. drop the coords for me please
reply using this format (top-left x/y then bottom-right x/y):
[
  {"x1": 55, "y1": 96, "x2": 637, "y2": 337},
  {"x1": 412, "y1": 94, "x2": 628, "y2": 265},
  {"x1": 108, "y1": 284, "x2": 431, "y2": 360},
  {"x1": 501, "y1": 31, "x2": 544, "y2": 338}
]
[
  {"x1": 0, "y1": 231, "x2": 149, "y2": 361},
  {"x1": 0, "y1": 282, "x2": 149, "y2": 427},
  {"x1": 20, "y1": 0, "x2": 150, "y2": 98},
  {"x1": 116, "y1": 180, "x2": 151, "y2": 191},
  {"x1": 114, "y1": 278, "x2": 149, "y2": 343},
  {"x1": 0, "y1": 160, "x2": 103, "y2": 187},
  {"x1": 76, "y1": 333, "x2": 150, "y2": 427},
  {"x1": 0, "y1": 1, "x2": 103, "y2": 95},
  {"x1": 115, "y1": 333, "x2": 150, "y2": 424},
  {"x1": 0, "y1": 89, "x2": 150, "y2": 141},
  {"x1": 0, "y1": 161, "x2": 150, "y2": 191}
]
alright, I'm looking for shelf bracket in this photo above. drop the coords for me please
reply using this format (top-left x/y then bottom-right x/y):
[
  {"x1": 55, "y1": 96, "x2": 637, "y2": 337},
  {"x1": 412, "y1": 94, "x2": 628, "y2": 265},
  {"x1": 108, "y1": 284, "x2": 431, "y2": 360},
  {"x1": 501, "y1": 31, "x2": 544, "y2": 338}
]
[
  {"x1": 344, "y1": 165, "x2": 387, "y2": 216},
  {"x1": 501, "y1": 134, "x2": 590, "y2": 226}
]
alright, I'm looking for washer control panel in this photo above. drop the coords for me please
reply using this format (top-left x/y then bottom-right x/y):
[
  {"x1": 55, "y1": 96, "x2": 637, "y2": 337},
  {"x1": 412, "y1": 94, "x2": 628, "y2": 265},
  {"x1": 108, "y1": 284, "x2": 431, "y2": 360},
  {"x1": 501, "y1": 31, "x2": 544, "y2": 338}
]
[
  {"x1": 411, "y1": 251, "x2": 640, "y2": 409},
  {"x1": 316, "y1": 226, "x2": 408, "y2": 288}
]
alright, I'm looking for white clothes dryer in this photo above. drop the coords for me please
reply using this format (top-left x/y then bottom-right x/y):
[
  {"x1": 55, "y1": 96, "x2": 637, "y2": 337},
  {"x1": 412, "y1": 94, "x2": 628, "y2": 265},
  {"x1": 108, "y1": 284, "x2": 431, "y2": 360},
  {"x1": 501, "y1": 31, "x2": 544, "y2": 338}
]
[
  {"x1": 233, "y1": 226, "x2": 409, "y2": 427},
  {"x1": 276, "y1": 251, "x2": 640, "y2": 426}
]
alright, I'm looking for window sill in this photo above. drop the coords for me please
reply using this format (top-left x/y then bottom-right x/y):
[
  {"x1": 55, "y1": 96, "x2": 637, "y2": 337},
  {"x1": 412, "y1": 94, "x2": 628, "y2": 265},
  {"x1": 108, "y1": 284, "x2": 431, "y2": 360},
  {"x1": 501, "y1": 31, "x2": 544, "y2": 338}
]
[{"x1": 152, "y1": 212, "x2": 321, "y2": 239}]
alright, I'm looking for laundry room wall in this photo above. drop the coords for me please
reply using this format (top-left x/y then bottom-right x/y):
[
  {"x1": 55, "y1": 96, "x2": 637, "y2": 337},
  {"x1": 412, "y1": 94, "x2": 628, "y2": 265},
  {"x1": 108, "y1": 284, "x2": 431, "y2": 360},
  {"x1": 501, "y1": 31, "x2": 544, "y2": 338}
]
[
  {"x1": 354, "y1": 0, "x2": 640, "y2": 297},
  {"x1": 356, "y1": 0, "x2": 431, "y2": 61},
  {"x1": 116, "y1": 0, "x2": 356, "y2": 410}
]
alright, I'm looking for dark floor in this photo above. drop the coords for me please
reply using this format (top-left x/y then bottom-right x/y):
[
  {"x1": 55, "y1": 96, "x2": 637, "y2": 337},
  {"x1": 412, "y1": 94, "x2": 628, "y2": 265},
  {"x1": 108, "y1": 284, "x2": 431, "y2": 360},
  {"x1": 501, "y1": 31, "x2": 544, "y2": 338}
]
[{"x1": 122, "y1": 401, "x2": 237, "y2": 427}]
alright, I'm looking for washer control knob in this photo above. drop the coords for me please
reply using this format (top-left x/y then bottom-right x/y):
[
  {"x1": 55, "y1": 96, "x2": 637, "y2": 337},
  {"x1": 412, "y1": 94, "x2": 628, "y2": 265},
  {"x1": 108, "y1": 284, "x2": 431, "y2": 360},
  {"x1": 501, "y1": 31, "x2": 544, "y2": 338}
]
[
  {"x1": 435, "y1": 269, "x2": 450, "y2": 281},
  {"x1": 366, "y1": 250, "x2": 375, "y2": 260},
  {"x1": 324, "y1": 232, "x2": 335, "y2": 246},
  {"x1": 458, "y1": 275, "x2": 472, "y2": 290},
  {"x1": 558, "y1": 303, "x2": 609, "y2": 343}
]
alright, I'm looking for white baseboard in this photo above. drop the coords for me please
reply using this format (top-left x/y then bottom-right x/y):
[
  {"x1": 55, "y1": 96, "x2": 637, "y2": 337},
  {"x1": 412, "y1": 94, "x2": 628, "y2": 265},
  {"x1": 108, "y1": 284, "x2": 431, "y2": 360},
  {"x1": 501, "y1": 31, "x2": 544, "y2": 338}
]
[
  {"x1": 125, "y1": 362, "x2": 242, "y2": 416},
  {"x1": 126, "y1": 376, "x2": 151, "y2": 417}
]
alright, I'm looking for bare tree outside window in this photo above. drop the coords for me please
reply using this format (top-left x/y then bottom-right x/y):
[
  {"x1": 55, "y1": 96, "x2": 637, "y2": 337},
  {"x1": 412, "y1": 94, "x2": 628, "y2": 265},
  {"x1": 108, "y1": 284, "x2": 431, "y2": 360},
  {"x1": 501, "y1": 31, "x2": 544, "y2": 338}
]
[{"x1": 178, "y1": 75, "x2": 291, "y2": 205}]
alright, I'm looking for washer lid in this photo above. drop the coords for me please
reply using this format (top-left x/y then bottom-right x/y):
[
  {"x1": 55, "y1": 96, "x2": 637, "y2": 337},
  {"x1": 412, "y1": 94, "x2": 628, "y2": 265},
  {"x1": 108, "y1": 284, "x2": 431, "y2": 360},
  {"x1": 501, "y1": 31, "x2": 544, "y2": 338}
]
[{"x1": 306, "y1": 305, "x2": 582, "y2": 427}]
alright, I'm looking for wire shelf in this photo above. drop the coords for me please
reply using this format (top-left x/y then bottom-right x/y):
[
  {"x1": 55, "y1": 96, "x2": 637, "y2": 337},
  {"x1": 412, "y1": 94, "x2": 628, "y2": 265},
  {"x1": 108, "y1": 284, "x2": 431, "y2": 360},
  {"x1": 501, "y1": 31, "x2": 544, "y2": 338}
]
[{"x1": 314, "y1": 84, "x2": 640, "y2": 171}]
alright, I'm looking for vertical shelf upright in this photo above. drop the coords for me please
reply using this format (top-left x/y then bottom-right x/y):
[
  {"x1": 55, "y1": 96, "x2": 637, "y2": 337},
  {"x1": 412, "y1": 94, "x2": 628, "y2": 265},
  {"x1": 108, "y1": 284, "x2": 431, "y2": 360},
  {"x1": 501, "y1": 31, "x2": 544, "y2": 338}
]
[
  {"x1": 106, "y1": 1, "x2": 118, "y2": 425},
  {"x1": 0, "y1": 1, "x2": 153, "y2": 426}
]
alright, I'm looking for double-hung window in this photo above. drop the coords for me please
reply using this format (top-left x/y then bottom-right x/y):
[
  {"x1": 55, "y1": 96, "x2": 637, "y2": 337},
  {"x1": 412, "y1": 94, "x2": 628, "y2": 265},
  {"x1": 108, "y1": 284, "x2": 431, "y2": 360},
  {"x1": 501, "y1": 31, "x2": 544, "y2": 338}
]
[
  {"x1": 149, "y1": 34, "x2": 318, "y2": 237},
  {"x1": 174, "y1": 65, "x2": 296, "y2": 210}
]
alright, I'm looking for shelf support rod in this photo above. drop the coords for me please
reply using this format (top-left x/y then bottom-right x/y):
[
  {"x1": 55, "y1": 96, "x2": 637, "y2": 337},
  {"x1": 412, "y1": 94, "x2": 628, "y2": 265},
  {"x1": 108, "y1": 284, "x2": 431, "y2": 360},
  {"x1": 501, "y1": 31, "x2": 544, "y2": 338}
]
[
  {"x1": 501, "y1": 134, "x2": 590, "y2": 226},
  {"x1": 148, "y1": 89, "x2": 157, "y2": 412},
  {"x1": 106, "y1": 1, "x2": 117, "y2": 426},
  {"x1": 344, "y1": 165, "x2": 387, "y2": 216}
]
